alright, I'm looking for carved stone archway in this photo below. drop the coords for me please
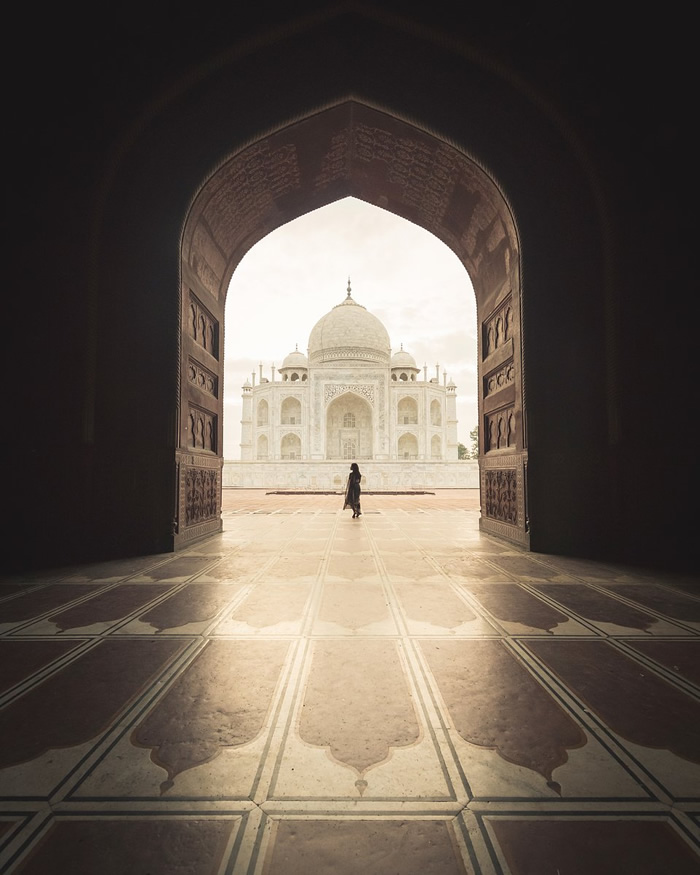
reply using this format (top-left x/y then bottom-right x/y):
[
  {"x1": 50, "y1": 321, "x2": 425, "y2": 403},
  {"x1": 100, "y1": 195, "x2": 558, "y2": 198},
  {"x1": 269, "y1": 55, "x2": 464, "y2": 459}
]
[{"x1": 177, "y1": 100, "x2": 527, "y2": 548}]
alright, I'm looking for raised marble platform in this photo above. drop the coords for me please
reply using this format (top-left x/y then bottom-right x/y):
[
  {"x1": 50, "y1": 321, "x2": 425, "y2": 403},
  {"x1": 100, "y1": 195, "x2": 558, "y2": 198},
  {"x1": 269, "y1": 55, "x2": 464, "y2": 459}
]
[{"x1": 222, "y1": 459, "x2": 479, "y2": 490}]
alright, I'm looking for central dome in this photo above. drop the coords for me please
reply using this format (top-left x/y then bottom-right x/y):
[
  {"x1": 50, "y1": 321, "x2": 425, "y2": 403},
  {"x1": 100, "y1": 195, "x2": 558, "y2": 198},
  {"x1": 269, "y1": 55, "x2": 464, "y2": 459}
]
[{"x1": 307, "y1": 282, "x2": 391, "y2": 365}]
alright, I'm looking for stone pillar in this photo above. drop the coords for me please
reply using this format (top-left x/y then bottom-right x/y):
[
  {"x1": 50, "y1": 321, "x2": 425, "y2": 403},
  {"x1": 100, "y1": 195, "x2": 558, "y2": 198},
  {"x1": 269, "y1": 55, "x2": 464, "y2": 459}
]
[
  {"x1": 446, "y1": 381, "x2": 458, "y2": 461},
  {"x1": 240, "y1": 382, "x2": 253, "y2": 460},
  {"x1": 269, "y1": 386, "x2": 278, "y2": 459}
]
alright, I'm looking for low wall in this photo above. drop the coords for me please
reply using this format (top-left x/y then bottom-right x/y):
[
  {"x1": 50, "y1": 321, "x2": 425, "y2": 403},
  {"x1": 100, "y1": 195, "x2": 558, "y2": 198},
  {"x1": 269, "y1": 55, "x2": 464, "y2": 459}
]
[{"x1": 222, "y1": 460, "x2": 480, "y2": 490}]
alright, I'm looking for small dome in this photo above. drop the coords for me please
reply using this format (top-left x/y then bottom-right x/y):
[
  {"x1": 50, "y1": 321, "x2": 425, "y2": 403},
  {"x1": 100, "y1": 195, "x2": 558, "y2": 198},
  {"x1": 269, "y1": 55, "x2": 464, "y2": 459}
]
[
  {"x1": 308, "y1": 280, "x2": 390, "y2": 365},
  {"x1": 281, "y1": 346, "x2": 308, "y2": 369},
  {"x1": 391, "y1": 344, "x2": 417, "y2": 369}
]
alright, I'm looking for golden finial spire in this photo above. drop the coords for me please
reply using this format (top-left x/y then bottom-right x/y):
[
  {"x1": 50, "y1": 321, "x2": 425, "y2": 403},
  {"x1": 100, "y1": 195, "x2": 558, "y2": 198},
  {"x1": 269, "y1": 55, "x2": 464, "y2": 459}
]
[{"x1": 346, "y1": 276, "x2": 352, "y2": 298}]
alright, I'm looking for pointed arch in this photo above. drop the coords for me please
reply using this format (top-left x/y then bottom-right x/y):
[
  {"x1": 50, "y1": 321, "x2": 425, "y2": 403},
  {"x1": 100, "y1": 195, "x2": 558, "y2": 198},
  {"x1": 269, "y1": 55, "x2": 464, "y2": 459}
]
[
  {"x1": 176, "y1": 99, "x2": 527, "y2": 545},
  {"x1": 325, "y1": 391, "x2": 373, "y2": 460}
]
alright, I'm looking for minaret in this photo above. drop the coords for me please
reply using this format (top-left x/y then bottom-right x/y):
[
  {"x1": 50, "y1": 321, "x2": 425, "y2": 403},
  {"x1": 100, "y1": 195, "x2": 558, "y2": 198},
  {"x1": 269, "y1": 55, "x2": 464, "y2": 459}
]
[
  {"x1": 240, "y1": 378, "x2": 253, "y2": 460},
  {"x1": 446, "y1": 378, "x2": 458, "y2": 460}
]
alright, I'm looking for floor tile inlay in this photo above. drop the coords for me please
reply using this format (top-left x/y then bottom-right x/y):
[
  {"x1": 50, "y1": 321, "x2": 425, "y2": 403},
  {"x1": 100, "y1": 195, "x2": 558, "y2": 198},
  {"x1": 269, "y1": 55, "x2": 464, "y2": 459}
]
[
  {"x1": 299, "y1": 640, "x2": 420, "y2": 779},
  {"x1": 421, "y1": 639, "x2": 587, "y2": 792},
  {"x1": 1, "y1": 490, "x2": 698, "y2": 874},
  {"x1": 132, "y1": 639, "x2": 290, "y2": 793}
]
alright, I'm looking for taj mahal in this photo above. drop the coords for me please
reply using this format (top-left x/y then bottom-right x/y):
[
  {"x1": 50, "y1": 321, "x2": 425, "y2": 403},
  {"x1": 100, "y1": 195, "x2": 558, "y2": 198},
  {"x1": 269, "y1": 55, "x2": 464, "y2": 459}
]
[{"x1": 222, "y1": 281, "x2": 479, "y2": 490}]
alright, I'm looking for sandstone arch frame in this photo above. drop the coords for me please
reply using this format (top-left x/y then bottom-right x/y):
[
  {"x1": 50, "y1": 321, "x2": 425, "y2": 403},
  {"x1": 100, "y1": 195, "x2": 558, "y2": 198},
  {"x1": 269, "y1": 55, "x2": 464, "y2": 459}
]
[
  {"x1": 179, "y1": 101, "x2": 526, "y2": 547},
  {"x1": 99, "y1": 16, "x2": 609, "y2": 561},
  {"x1": 15, "y1": 6, "x2": 655, "y2": 572}
]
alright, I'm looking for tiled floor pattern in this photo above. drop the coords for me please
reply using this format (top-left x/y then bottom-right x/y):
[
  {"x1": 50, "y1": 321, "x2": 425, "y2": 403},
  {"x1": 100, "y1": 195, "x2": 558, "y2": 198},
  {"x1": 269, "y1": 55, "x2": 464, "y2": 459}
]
[{"x1": 1, "y1": 489, "x2": 699, "y2": 873}]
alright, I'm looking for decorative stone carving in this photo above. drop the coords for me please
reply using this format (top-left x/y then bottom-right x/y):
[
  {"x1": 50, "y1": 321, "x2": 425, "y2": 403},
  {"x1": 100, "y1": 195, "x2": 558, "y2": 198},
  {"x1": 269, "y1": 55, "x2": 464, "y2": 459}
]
[
  {"x1": 190, "y1": 224, "x2": 226, "y2": 300},
  {"x1": 324, "y1": 384, "x2": 375, "y2": 406},
  {"x1": 484, "y1": 359, "x2": 515, "y2": 398},
  {"x1": 485, "y1": 406, "x2": 517, "y2": 451},
  {"x1": 188, "y1": 405, "x2": 217, "y2": 452},
  {"x1": 192, "y1": 140, "x2": 301, "y2": 286},
  {"x1": 313, "y1": 347, "x2": 390, "y2": 364},
  {"x1": 485, "y1": 469, "x2": 518, "y2": 524},
  {"x1": 314, "y1": 130, "x2": 350, "y2": 187},
  {"x1": 188, "y1": 293, "x2": 219, "y2": 359},
  {"x1": 185, "y1": 467, "x2": 219, "y2": 526},
  {"x1": 355, "y1": 125, "x2": 453, "y2": 229},
  {"x1": 483, "y1": 296, "x2": 514, "y2": 359},
  {"x1": 187, "y1": 358, "x2": 218, "y2": 397}
]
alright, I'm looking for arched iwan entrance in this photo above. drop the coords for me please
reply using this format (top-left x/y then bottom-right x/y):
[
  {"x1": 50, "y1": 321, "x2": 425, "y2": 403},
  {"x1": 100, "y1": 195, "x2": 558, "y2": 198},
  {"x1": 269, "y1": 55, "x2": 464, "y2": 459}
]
[
  {"x1": 178, "y1": 100, "x2": 527, "y2": 548},
  {"x1": 326, "y1": 392, "x2": 373, "y2": 460}
]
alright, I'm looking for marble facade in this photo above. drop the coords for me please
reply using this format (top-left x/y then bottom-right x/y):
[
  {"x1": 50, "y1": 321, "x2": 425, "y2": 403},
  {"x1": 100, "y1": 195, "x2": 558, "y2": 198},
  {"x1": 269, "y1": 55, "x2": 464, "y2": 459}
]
[{"x1": 238, "y1": 283, "x2": 460, "y2": 472}]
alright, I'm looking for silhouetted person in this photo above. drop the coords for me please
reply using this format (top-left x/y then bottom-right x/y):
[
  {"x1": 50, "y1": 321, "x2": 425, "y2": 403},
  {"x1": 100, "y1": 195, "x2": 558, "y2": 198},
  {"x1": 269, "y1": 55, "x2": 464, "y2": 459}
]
[{"x1": 343, "y1": 462, "x2": 362, "y2": 518}]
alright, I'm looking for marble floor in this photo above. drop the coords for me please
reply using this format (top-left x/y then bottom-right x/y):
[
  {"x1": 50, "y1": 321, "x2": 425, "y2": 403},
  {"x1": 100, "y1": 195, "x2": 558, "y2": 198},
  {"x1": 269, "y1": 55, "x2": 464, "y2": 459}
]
[{"x1": 1, "y1": 489, "x2": 699, "y2": 874}]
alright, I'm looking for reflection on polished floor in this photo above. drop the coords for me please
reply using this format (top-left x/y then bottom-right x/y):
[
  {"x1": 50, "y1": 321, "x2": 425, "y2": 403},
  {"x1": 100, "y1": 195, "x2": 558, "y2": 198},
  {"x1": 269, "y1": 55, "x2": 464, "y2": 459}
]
[{"x1": 1, "y1": 489, "x2": 699, "y2": 874}]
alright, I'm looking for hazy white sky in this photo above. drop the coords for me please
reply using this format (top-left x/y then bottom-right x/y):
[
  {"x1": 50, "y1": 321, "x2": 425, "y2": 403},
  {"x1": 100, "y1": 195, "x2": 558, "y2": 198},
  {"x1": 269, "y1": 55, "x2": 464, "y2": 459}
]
[{"x1": 223, "y1": 197, "x2": 478, "y2": 458}]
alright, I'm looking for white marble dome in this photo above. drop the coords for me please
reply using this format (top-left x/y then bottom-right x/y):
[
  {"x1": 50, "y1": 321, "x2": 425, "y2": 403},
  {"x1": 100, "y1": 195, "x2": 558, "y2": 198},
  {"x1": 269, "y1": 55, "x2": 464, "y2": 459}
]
[
  {"x1": 391, "y1": 346, "x2": 417, "y2": 369},
  {"x1": 308, "y1": 284, "x2": 391, "y2": 365},
  {"x1": 281, "y1": 347, "x2": 308, "y2": 369}
]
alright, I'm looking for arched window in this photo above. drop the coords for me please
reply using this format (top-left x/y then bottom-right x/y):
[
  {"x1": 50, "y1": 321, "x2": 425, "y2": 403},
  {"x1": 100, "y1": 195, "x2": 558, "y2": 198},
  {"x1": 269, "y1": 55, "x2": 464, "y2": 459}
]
[
  {"x1": 257, "y1": 399, "x2": 268, "y2": 426},
  {"x1": 257, "y1": 434, "x2": 268, "y2": 459},
  {"x1": 431, "y1": 434, "x2": 442, "y2": 459},
  {"x1": 343, "y1": 439, "x2": 357, "y2": 459},
  {"x1": 281, "y1": 432, "x2": 301, "y2": 460},
  {"x1": 343, "y1": 412, "x2": 356, "y2": 428},
  {"x1": 397, "y1": 397, "x2": 418, "y2": 425},
  {"x1": 281, "y1": 396, "x2": 301, "y2": 425},
  {"x1": 398, "y1": 433, "x2": 418, "y2": 460},
  {"x1": 431, "y1": 399, "x2": 442, "y2": 425}
]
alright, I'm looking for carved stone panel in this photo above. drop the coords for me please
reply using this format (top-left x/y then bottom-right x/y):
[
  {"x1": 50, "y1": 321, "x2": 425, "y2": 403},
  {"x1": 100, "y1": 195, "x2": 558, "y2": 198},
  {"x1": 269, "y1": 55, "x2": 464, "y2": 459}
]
[
  {"x1": 188, "y1": 292, "x2": 219, "y2": 359},
  {"x1": 485, "y1": 405, "x2": 517, "y2": 451},
  {"x1": 484, "y1": 358, "x2": 515, "y2": 399},
  {"x1": 187, "y1": 358, "x2": 219, "y2": 397},
  {"x1": 484, "y1": 468, "x2": 518, "y2": 525},
  {"x1": 185, "y1": 467, "x2": 219, "y2": 526},
  {"x1": 187, "y1": 404, "x2": 217, "y2": 453},
  {"x1": 483, "y1": 295, "x2": 515, "y2": 359}
]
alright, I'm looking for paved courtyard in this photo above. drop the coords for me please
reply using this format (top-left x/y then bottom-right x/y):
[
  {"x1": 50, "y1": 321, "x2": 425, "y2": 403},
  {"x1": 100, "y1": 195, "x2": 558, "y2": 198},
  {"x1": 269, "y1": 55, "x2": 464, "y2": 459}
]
[{"x1": 1, "y1": 489, "x2": 698, "y2": 873}]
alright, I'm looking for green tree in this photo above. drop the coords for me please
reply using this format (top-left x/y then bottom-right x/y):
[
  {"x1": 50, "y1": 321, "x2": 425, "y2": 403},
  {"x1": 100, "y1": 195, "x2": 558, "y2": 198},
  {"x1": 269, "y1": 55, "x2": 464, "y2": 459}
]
[
  {"x1": 469, "y1": 425, "x2": 479, "y2": 459},
  {"x1": 457, "y1": 442, "x2": 468, "y2": 459}
]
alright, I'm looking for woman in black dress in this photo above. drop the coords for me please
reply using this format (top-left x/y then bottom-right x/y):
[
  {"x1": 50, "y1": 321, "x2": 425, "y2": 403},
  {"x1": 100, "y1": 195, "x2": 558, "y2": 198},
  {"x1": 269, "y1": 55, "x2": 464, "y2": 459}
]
[{"x1": 343, "y1": 462, "x2": 362, "y2": 518}]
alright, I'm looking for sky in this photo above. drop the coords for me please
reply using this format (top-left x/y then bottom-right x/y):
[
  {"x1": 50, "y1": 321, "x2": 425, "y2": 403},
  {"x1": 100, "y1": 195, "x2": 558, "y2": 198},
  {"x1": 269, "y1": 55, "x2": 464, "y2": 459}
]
[{"x1": 223, "y1": 197, "x2": 478, "y2": 459}]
